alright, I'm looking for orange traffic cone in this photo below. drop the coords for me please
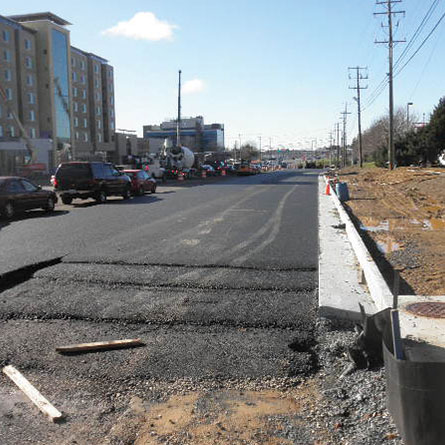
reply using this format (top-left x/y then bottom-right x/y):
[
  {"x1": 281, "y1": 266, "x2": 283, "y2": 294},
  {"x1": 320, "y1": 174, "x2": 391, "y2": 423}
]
[{"x1": 325, "y1": 182, "x2": 331, "y2": 195}]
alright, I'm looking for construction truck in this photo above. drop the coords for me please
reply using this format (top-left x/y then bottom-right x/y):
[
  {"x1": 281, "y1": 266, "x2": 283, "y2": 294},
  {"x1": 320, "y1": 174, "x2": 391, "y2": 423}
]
[
  {"x1": 161, "y1": 138, "x2": 195, "y2": 178},
  {"x1": 159, "y1": 70, "x2": 196, "y2": 179}
]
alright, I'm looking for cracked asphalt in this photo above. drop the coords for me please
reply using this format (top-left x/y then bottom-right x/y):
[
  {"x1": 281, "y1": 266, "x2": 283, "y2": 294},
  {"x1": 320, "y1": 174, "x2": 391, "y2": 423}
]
[{"x1": 0, "y1": 169, "x2": 320, "y2": 444}]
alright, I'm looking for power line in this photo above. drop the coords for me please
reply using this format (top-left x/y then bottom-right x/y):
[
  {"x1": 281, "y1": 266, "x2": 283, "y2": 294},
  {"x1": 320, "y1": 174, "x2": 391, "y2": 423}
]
[
  {"x1": 395, "y1": 9, "x2": 445, "y2": 77},
  {"x1": 394, "y1": 0, "x2": 440, "y2": 71}
]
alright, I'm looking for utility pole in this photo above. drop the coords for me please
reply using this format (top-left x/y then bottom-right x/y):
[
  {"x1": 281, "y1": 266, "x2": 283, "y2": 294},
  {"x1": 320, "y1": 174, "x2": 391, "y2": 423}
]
[
  {"x1": 349, "y1": 67, "x2": 368, "y2": 168},
  {"x1": 335, "y1": 122, "x2": 340, "y2": 168},
  {"x1": 258, "y1": 136, "x2": 262, "y2": 161},
  {"x1": 375, "y1": 0, "x2": 405, "y2": 170},
  {"x1": 329, "y1": 131, "x2": 334, "y2": 166},
  {"x1": 177, "y1": 70, "x2": 182, "y2": 147},
  {"x1": 340, "y1": 104, "x2": 351, "y2": 168},
  {"x1": 239, "y1": 134, "x2": 242, "y2": 160}
]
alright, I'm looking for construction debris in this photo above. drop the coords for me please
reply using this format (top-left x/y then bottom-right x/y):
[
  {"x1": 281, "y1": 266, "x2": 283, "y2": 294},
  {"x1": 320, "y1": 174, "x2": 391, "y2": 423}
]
[
  {"x1": 2, "y1": 365, "x2": 63, "y2": 422},
  {"x1": 55, "y1": 338, "x2": 145, "y2": 353}
]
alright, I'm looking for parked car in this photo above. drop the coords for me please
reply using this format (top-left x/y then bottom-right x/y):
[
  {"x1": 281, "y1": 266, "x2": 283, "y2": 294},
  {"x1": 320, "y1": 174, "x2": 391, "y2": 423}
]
[
  {"x1": 200, "y1": 164, "x2": 216, "y2": 176},
  {"x1": 53, "y1": 162, "x2": 132, "y2": 205},
  {"x1": 0, "y1": 176, "x2": 58, "y2": 219},
  {"x1": 122, "y1": 169, "x2": 157, "y2": 195},
  {"x1": 237, "y1": 162, "x2": 255, "y2": 176}
]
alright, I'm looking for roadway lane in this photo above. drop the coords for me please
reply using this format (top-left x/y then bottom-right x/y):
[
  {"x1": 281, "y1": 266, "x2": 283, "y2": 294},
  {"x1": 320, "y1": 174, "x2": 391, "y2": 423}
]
[
  {"x1": 0, "y1": 169, "x2": 318, "y2": 274},
  {"x1": 0, "y1": 169, "x2": 320, "y2": 444}
]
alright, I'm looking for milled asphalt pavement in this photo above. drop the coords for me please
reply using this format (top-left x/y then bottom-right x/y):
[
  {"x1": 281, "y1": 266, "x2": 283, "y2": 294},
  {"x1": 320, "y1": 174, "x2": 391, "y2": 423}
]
[{"x1": 0, "y1": 169, "x2": 319, "y2": 444}]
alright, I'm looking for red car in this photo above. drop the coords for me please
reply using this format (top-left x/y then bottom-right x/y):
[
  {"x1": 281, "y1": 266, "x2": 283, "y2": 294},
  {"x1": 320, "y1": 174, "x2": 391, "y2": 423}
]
[{"x1": 122, "y1": 169, "x2": 157, "y2": 195}]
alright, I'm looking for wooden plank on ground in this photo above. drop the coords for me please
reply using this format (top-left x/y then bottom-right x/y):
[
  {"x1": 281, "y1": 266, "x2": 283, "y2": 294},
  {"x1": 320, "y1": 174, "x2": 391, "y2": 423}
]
[
  {"x1": 2, "y1": 365, "x2": 63, "y2": 422},
  {"x1": 55, "y1": 338, "x2": 144, "y2": 353}
]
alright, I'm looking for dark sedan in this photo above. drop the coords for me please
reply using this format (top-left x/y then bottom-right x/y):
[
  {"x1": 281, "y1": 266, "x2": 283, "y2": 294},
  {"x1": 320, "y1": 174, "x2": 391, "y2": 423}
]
[{"x1": 0, "y1": 176, "x2": 58, "y2": 219}]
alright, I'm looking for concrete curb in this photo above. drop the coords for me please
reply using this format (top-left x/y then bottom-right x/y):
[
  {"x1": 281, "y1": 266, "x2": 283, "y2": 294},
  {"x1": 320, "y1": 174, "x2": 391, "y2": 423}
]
[
  {"x1": 318, "y1": 176, "x2": 378, "y2": 321},
  {"x1": 325, "y1": 177, "x2": 393, "y2": 311}
]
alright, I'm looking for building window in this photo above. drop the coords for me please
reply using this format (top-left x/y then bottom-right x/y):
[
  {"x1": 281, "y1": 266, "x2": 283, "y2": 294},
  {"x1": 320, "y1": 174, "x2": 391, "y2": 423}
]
[
  {"x1": 96, "y1": 106, "x2": 101, "y2": 116},
  {"x1": 29, "y1": 127, "x2": 36, "y2": 138},
  {"x1": 94, "y1": 64, "x2": 99, "y2": 74},
  {"x1": 83, "y1": 132, "x2": 88, "y2": 142},
  {"x1": 29, "y1": 110, "x2": 36, "y2": 122},
  {"x1": 0, "y1": 104, "x2": 2, "y2": 118},
  {"x1": 82, "y1": 103, "x2": 87, "y2": 113},
  {"x1": 95, "y1": 92, "x2": 100, "y2": 101},
  {"x1": 25, "y1": 56, "x2": 32, "y2": 68},
  {"x1": 110, "y1": 95, "x2": 114, "y2": 105},
  {"x1": 4, "y1": 69, "x2": 12, "y2": 81},
  {"x1": 110, "y1": 121, "x2": 115, "y2": 130},
  {"x1": 98, "y1": 133, "x2": 102, "y2": 143},
  {"x1": 71, "y1": 57, "x2": 75, "y2": 68},
  {"x1": 80, "y1": 74, "x2": 86, "y2": 84},
  {"x1": 108, "y1": 69, "x2": 113, "y2": 79},
  {"x1": 73, "y1": 101, "x2": 78, "y2": 112},
  {"x1": 75, "y1": 131, "x2": 79, "y2": 140},
  {"x1": 80, "y1": 60, "x2": 85, "y2": 70},
  {"x1": 5, "y1": 88, "x2": 12, "y2": 100},
  {"x1": 2, "y1": 30, "x2": 10, "y2": 42},
  {"x1": 83, "y1": 118, "x2": 88, "y2": 128},
  {"x1": 3, "y1": 50, "x2": 11, "y2": 62},
  {"x1": 28, "y1": 92, "x2": 35, "y2": 104},
  {"x1": 74, "y1": 117, "x2": 79, "y2": 127},
  {"x1": 24, "y1": 38, "x2": 32, "y2": 50},
  {"x1": 7, "y1": 111, "x2": 13, "y2": 119},
  {"x1": 82, "y1": 89, "x2": 87, "y2": 99},
  {"x1": 72, "y1": 71, "x2": 77, "y2": 82},
  {"x1": 97, "y1": 120, "x2": 101, "y2": 129},
  {"x1": 73, "y1": 87, "x2": 78, "y2": 97},
  {"x1": 94, "y1": 79, "x2": 99, "y2": 88},
  {"x1": 26, "y1": 74, "x2": 33, "y2": 86},
  {"x1": 9, "y1": 126, "x2": 15, "y2": 137},
  {"x1": 0, "y1": 125, "x2": 3, "y2": 137}
]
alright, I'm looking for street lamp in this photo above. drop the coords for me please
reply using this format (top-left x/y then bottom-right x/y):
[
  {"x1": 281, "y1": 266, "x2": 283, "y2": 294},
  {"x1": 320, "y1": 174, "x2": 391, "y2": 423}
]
[{"x1": 406, "y1": 102, "x2": 413, "y2": 130}]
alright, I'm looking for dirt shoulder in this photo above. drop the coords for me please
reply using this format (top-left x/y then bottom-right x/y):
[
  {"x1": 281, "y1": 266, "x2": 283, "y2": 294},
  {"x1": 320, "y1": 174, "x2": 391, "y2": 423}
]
[{"x1": 338, "y1": 167, "x2": 445, "y2": 296}]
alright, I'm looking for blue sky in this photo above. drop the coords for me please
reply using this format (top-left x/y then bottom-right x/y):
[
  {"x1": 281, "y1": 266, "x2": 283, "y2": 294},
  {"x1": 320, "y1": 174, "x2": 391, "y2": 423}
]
[{"x1": 3, "y1": 1, "x2": 445, "y2": 149}]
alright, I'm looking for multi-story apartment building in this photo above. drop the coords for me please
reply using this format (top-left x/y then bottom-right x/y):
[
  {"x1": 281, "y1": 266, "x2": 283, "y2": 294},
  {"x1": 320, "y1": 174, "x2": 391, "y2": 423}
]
[
  {"x1": 0, "y1": 12, "x2": 116, "y2": 173},
  {"x1": 0, "y1": 15, "x2": 41, "y2": 173}
]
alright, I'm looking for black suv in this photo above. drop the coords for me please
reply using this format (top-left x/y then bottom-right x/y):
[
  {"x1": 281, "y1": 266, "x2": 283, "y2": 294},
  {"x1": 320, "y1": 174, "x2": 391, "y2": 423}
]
[{"x1": 53, "y1": 162, "x2": 132, "y2": 205}]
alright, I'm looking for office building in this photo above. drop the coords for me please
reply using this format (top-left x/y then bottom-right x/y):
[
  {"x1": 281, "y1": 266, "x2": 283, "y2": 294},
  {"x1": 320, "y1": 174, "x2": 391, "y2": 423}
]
[{"x1": 143, "y1": 116, "x2": 225, "y2": 154}]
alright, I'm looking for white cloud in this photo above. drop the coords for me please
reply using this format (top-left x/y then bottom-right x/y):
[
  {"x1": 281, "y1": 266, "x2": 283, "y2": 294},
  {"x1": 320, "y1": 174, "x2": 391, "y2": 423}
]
[
  {"x1": 102, "y1": 12, "x2": 177, "y2": 41},
  {"x1": 183, "y1": 79, "x2": 205, "y2": 94}
]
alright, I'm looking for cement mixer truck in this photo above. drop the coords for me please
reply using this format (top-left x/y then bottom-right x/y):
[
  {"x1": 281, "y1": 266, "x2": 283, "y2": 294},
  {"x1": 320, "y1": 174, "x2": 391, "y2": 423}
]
[{"x1": 161, "y1": 138, "x2": 195, "y2": 179}]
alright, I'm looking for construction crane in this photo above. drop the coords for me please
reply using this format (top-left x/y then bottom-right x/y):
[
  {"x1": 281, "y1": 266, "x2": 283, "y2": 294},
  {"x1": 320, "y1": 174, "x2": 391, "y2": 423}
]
[{"x1": 0, "y1": 82, "x2": 35, "y2": 163}]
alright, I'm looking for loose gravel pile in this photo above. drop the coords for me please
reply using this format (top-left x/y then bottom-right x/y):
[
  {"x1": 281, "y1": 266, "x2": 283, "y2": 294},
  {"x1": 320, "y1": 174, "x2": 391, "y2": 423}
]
[{"x1": 301, "y1": 318, "x2": 404, "y2": 445}]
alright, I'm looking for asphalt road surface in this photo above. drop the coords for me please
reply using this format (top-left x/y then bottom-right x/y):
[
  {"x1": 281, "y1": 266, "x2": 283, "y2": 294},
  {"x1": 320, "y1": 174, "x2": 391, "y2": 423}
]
[{"x1": 0, "y1": 169, "x2": 320, "y2": 444}]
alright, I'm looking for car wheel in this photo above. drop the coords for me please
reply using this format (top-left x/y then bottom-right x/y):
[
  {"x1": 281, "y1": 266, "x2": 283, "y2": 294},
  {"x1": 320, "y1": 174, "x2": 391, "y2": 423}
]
[
  {"x1": 3, "y1": 201, "x2": 15, "y2": 219},
  {"x1": 122, "y1": 187, "x2": 131, "y2": 200},
  {"x1": 61, "y1": 196, "x2": 73, "y2": 205},
  {"x1": 43, "y1": 197, "x2": 55, "y2": 212},
  {"x1": 151, "y1": 185, "x2": 157, "y2": 194},
  {"x1": 95, "y1": 190, "x2": 107, "y2": 204}
]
